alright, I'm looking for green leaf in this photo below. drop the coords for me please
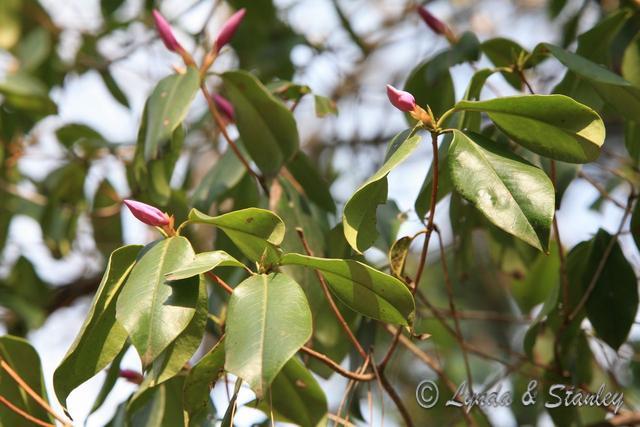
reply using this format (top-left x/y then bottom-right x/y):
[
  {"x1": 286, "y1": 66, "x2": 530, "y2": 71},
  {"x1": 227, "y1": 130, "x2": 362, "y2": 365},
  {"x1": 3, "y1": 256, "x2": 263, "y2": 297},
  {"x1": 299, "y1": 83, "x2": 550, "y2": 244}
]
[
  {"x1": 183, "y1": 339, "x2": 225, "y2": 417},
  {"x1": 116, "y1": 237, "x2": 199, "y2": 366},
  {"x1": 143, "y1": 67, "x2": 199, "y2": 161},
  {"x1": 222, "y1": 70, "x2": 299, "y2": 176},
  {"x1": 100, "y1": 69, "x2": 130, "y2": 108},
  {"x1": 455, "y1": 94, "x2": 605, "y2": 163},
  {"x1": 569, "y1": 230, "x2": 638, "y2": 350},
  {"x1": 389, "y1": 235, "x2": 413, "y2": 278},
  {"x1": 191, "y1": 148, "x2": 246, "y2": 211},
  {"x1": 314, "y1": 95, "x2": 338, "y2": 117},
  {"x1": 285, "y1": 151, "x2": 336, "y2": 213},
  {"x1": 280, "y1": 253, "x2": 415, "y2": 325},
  {"x1": 480, "y1": 38, "x2": 530, "y2": 89},
  {"x1": 165, "y1": 251, "x2": 244, "y2": 281},
  {"x1": 225, "y1": 273, "x2": 312, "y2": 397},
  {"x1": 142, "y1": 276, "x2": 207, "y2": 387},
  {"x1": 623, "y1": 34, "x2": 640, "y2": 88},
  {"x1": 0, "y1": 72, "x2": 57, "y2": 115},
  {"x1": 54, "y1": 245, "x2": 141, "y2": 407},
  {"x1": 448, "y1": 130, "x2": 555, "y2": 251},
  {"x1": 0, "y1": 335, "x2": 53, "y2": 426},
  {"x1": 343, "y1": 129, "x2": 421, "y2": 253},
  {"x1": 188, "y1": 207, "x2": 285, "y2": 264},
  {"x1": 129, "y1": 376, "x2": 186, "y2": 427},
  {"x1": 252, "y1": 357, "x2": 328, "y2": 427},
  {"x1": 625, "y1": 121, "x2": 640, "y2": 168},
  {"x1": 458, "y1": 68, "x2": 495, "y2": 132}
]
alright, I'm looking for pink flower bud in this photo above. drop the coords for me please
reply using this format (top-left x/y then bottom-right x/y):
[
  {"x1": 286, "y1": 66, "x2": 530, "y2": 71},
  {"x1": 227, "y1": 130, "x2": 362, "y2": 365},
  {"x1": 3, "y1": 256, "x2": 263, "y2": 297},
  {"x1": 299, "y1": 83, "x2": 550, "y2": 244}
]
[
  {"x1": 386, "y1": 85, "x2": 416, "y2": 112},
  {"x1": 417, "y1": 6, "x2": 451, "y2": 38},
  {"x1": 213, "y1": 93, "x2": 235, "y2": 121},
  {"x1": 119, "y1": 369, "x2": 143, "y2": 385},
  {"x1": 123, "y1": 199, "x2": 170, "y2": 227},
  {"x1": 214, "y1": 8, "x2": 246, "y2": 53},
  {"x1": 152, "y1": 9, "x2": 182, "y2": 52}
]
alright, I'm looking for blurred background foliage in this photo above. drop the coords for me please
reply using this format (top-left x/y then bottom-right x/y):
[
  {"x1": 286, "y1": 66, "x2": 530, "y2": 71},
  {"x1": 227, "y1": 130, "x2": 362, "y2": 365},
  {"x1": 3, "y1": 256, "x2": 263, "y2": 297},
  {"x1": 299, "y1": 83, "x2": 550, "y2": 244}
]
[{"x1": 1, "y1": 0, "x2": 640, "y2": 426}]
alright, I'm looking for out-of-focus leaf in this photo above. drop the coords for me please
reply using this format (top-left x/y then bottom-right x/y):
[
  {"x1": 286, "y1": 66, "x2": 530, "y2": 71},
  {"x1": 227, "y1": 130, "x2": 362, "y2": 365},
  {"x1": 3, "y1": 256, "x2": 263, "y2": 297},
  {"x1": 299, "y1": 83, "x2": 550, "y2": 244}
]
[
  {"x1": 251, "y1": 357, "x2": 328, "y2": 427},
  {"x1": 142, "y1": 67, "x2": 199, "y2": 161},
  {"x1": 280, "y1": 253, "x2": 415, "y2": 325},
  {"x1": 568, "y1": 229, "x2": 638, "y2": 350},
  {"x1": 0, "y1": 72, "x2": 56, "y2": 115},
  {"x1": 222, "y1": 70, "x2": 299, "y2": 177},
  {"x1": 100, "y1": 69, "x2": 130, "y2": 108},
  {"x1": 285, "y1": 151, "x2": 336, "y2": 213},
  {"x1": 343, "y1": 129, "x2": 421, "y2": 253},
  {"x1": 625, "y1": 121, "x2": 640, "y2": 168},
  {"x1": 15, "y1": 28, "x2": 50, "y2": 71},
  {"x1": 191, "y1": 148, "x2": 246, "y2": 211},
  {"x1": 183, "y1": 339, "x2": 225, "y2": 417},
  {"x1": 448, "y1": 130, "x2": 555, "y2": 251},
  {"x1": 92, "y1": 179, "x2": 123, "y2": 254},
  {"x1": 623, "y1": 33, "x2": 640, "y2": 88},
  {"x1": 225, "y1": 273, "x2": 312, "y2": 397},
  {"x1": 54, "y1": 245, "x2": 140, "y2": 407},
  {"x1": 314, "y1": 95, "x2": 338, "y2": 117},
  {"x1": 116, "y1": 237, "x2": 199, "y2": 366}
]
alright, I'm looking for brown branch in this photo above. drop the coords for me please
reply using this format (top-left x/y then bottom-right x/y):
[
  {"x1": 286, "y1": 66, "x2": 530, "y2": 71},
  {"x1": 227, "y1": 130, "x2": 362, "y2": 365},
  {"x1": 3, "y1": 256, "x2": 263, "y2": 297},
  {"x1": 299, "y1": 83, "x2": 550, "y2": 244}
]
[
  {"x1": 299, "y1": 346, "x2": 374, "y2": 381},
  {"x1": 205, "y1": 271, "x2": 234, "y2": 294},
  {"x1": 0, "y1": 360, "x2": 71, "y2": 426},
  {"x1": 295, "y1": 228, "x2": 367, "y2": 359},
  {"x1": 375, "y1": 366, "x2": 414, "y2": 427},
  {"x1": 0, "y1": 395, "x2": 55, "y2": 427}
]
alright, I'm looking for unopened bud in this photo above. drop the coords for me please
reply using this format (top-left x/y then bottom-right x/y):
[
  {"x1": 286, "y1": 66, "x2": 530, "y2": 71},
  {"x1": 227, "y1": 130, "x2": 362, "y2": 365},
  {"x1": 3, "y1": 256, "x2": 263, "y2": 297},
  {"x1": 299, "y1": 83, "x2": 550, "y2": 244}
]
[
  {"x1": 386, "y1": 85, "x2": 416, "y2": 112},
  {"x1": 214, "y1": 9, "x2": 246, "y2": 53},
  {"x1": 119, "y1": 369, "x2": 143, "y2": 385},
  {"x1": 417, "y1": 6, "x2": 457, "y2": 44},
  {"x1": 213, "y1": 94, "x2": 235, "y2": 121},
  {"x1": 123, "y1": 199, "x2": 170, "y2": 227},
  {"x1": 152, "y1": 10, "x2": 183, "y2": 53}
]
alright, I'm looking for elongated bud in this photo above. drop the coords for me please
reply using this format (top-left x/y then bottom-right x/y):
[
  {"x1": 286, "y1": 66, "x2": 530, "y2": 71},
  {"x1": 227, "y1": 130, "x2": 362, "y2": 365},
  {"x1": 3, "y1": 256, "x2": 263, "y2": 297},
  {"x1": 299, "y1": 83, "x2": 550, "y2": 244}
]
[
  {"x1": 213, "y1": 94, "x2": 235, "y2": 121},
  {"x1": 119, "y1": 369, "x2": 143, "y2": 385},
  {"x1": 152, "y1": 10, "x2": 183, "y2": 52},
  {"x1": 386, "y1": 85, "x2": 416, "y2": 112},
  {"x1": 214, "y1": 8, "x2": 246, "y2": 53},
  {"x1": 417, "y1": 6, "x2": 457, "y2": 43},
  {"x1": 123, "y1": 199, "x2": 170, "y2": 227}
]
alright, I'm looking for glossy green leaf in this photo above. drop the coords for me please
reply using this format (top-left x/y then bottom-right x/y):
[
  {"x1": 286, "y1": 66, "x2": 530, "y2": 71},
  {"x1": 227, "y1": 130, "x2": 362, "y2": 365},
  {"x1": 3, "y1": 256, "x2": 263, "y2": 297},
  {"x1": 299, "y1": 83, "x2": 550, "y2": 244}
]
[
  {"x1": 480, "y1": 38, "x2": 530, "y2": 89},
  {"x1": 280, "y1": 253, "x2": 415, "y2": 325},
  {"x1": 458, "y1": 68, "x2": 495, "y2": 132},
  {"x1": 116, "y1": 237, "x2": 199, "y2": 366},
  {"x1": 142, "y1": 276, "x2": 207, "y2": 387},
  {"x1": 252, "y1": 357, "x2": 328, "y2": 427},
  {"x1": 222, "y1": 70, "x2": 299, "y2": 176},
  {"x1": 415, "y1": 133, "x2": 452, "y2": 219},
  {"x1": 343, "y1": 129, "x2": 421, "y2": 253},
  {"x1": 188, "y1": 207, "x2": 284, "y2": 264},
  {"x1": 455, "y1": 95, "x2": 605, "y2": 163},
  {"x1": 0, "y1": 335, "x2": 53, "y2": 426},
  {"x1": 54, "y1": 245, "x2": 141, "y2": 407},
  {"x1": 165, "y1": 251, "x2": 244, "y2": 281},
  {"x1": 225, "y1": 273, "x2": 312, "y2": 397},
  {"x1": 128, "y1": 376, "x2": 186, "y2": 427},
  {"x1": 183, "y1": 339, "x2": 225, "y2": 417},
  {"x1": 143, "y1": 67, "x2": 199, "y2": 161},
  {"x1": 448, "y1": 130, "x2": 555, "y2": 251}
]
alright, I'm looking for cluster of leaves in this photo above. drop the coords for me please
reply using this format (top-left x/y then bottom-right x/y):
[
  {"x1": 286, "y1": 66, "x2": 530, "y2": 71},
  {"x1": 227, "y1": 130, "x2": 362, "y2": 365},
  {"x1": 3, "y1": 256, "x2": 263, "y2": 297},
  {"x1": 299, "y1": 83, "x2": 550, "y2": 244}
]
[{"x1": 2, "y1": 1, "x2": 640, "y2": 426}]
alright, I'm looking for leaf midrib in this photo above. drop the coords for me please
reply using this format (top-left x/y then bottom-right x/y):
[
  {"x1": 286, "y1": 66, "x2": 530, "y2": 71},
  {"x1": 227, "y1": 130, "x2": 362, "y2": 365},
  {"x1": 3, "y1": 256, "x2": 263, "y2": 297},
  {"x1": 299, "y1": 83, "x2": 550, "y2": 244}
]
[{"x1": 144, "y1": 239, "x2": 173, "y2": 357}]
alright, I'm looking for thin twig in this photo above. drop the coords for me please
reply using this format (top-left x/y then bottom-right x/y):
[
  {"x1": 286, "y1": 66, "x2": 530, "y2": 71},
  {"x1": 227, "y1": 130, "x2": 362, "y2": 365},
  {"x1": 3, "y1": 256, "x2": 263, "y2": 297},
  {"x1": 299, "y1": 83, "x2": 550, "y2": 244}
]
[
  {"x1": 206, "y1": 271, "x2": 234, "y2": 294},
  {"x1": 0, "y1": 395, "x2": 55, "y2": 427},
  {"x1": 334, "y1": 356, "x2": 370, "y2": 426},
  {"x1": 299, "y1": 346, "x2": 374, "y2": 381},
  {"x1": 550, "y1": 161, "x2": 570, "y2": 324},
  {"x1": 295, "y1": 228, "x2": 367, "y2": 359},
  {"x1": 435, "y1": 228, "x2": 473, "y2": 391},
  {"x1": 0, "y1": 360, "x2": 71, "y2": 426}
]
